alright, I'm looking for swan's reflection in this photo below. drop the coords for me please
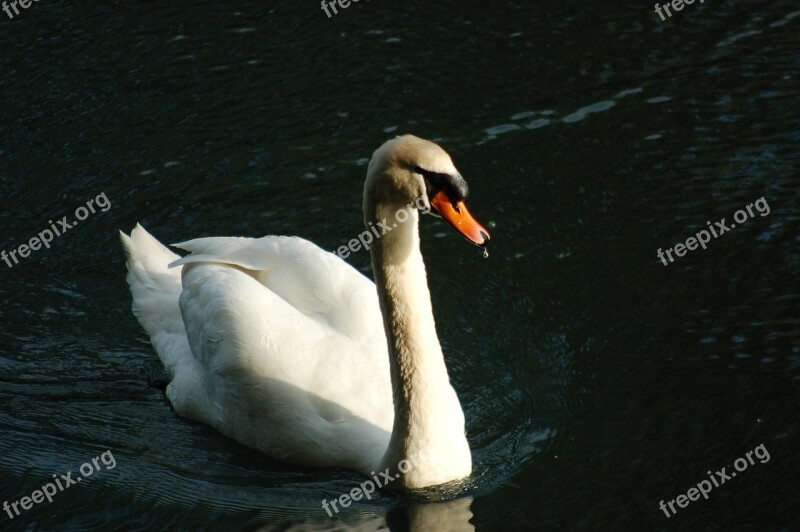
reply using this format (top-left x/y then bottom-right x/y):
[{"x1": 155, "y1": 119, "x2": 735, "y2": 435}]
[
  {"x1": 251, "y1": 496, "x2": 474, "y2": 531},
  {"x1": 404, "y1": 497, "x2": 475, "y2": 532}
]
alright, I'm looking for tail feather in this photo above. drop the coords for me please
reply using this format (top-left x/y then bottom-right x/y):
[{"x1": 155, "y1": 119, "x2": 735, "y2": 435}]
[{"x1": 121, "y1": 224, "x2": 192, "y2": 379}]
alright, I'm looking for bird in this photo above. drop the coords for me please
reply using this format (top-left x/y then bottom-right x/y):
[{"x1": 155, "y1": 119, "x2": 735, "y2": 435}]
[{"x1": 120, "y1": 135, "x2": 490, "y2": 490}]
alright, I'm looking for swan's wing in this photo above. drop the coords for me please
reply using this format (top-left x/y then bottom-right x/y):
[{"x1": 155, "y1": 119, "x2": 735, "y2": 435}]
[
  {"x1": 172, "y1": 241, "x2": 393, "y2": 466},
  {"x1": 170, "y1": 235, "x2": 383, "y2": 342},
  {"x1": 169, "y1": 234, "x2": 391, "y2": 426}
]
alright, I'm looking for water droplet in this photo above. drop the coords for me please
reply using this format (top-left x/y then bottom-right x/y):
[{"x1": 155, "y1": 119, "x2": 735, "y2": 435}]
[{"x1": 482, "y1": 248, "x2": 489, "y2": 259}]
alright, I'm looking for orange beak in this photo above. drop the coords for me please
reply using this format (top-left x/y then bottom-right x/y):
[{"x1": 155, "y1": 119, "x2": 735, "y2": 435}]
[{"x1": 429, "y1": 190, "x2": 491, "y2": 247}]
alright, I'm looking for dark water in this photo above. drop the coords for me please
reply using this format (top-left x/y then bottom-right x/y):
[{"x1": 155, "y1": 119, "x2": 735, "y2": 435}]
[{"x1": 1, "y1": 0, "x2": 798, "y2": 530}]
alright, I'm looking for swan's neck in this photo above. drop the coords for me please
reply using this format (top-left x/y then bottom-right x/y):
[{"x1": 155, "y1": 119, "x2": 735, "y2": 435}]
[{"x1": 367, "y1": 204, "x2": 471, "y2": 489}]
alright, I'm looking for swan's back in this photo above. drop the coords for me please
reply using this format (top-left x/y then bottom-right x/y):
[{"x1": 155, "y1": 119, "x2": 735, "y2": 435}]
[{"x1": 122, "y1": 225, "x2": 393, "y2": 472}]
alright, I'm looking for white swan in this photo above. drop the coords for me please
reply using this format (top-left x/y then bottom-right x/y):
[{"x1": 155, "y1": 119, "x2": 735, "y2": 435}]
[{"x1": 121, "y1": 135, "x2": 490, "y2": 489}]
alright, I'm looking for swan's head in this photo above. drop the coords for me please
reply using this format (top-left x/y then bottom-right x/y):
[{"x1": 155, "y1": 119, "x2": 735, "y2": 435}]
[{"x1": 364, "y1": 135, "x2": 490, "y2": 247}]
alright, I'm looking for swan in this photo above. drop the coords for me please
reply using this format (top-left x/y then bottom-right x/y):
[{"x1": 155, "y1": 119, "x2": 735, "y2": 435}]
[{"x1": 120, "y1": 135, "x2": 490, "y2": 490}]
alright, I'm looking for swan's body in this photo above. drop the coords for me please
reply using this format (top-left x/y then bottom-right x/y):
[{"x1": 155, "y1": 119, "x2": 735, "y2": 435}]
[{"x1": 121, "y1": 135, "x2": 490, "y2": 489}]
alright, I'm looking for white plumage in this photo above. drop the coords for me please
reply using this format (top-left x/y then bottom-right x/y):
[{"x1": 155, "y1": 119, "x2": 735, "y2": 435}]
[{"x1": 121, "y1": 135, "x2": 490, "y2": 489}]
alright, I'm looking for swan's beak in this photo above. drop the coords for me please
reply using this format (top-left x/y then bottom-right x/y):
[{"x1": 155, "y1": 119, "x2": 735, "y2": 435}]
[{"x1": 429, "y1": 190, "x2": 491, "y2": 247}]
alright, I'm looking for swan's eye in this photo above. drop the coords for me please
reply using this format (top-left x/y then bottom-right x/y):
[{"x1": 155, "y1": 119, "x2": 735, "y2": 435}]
[{"x1": 414, "y1": 166, "x2": 458, "y2": 201}]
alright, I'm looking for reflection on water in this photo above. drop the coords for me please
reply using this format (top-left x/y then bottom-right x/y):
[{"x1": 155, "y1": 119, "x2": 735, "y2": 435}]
[{"x1": 250, "y1": 497, "x2": 475, "y2": 532}]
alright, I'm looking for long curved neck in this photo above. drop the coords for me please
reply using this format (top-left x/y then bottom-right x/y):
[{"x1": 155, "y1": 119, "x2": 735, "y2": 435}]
[{"x1": 366, "y1": 201, "x2": 471, "y2": 489}]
